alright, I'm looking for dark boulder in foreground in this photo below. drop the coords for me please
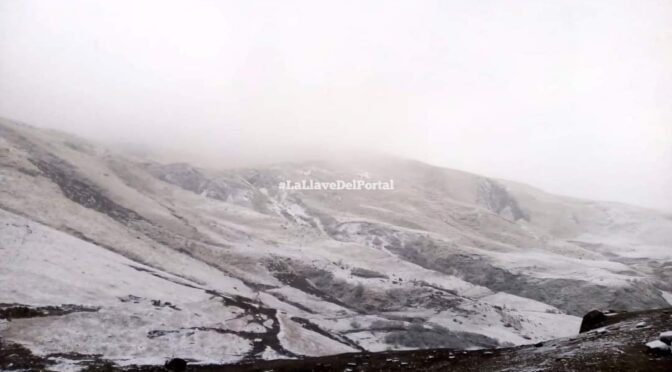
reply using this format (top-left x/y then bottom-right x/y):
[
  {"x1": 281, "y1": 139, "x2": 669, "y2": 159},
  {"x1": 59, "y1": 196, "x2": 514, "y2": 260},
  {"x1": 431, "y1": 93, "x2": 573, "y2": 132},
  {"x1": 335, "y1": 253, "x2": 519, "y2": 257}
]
[
  {"x1": 660, "y1": 333, "x2": 672, "y2": 346},
  {"x1": 579, "y1": 309, "x2": 608, "y2": 333},
  {"x1": 165, "y1": 358, "x2": 187, "y2": 372}
]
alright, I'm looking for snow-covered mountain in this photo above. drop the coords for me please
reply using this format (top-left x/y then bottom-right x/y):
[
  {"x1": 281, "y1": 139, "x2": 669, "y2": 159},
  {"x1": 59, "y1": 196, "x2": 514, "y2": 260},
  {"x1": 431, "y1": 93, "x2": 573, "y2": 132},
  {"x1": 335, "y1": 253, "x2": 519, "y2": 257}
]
[{"x1": 1, "y1": 118, "x2": 670, "y2": 370}]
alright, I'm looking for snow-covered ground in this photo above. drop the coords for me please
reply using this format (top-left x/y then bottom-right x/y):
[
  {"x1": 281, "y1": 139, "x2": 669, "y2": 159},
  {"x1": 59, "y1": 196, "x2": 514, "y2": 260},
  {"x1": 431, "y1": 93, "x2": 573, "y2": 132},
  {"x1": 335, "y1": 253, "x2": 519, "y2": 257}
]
[{"x1": 1, "y1": 119, "x2": 670, "y2": 369}]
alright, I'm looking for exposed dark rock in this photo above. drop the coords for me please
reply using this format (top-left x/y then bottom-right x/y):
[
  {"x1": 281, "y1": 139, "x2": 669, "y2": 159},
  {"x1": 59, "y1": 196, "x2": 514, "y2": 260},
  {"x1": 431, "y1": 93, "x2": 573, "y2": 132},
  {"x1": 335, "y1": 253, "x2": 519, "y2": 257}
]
[
  {"x1": 151, "y1": 300, "x2": 181, "y2": 311},
  {"x1": 0, "y1": 303, "x2": 99, "y2": 320},
  {"x1": 290, "y1": 317, "x2": 364, "y2": 351},
  {"x1": 204, "y1": 289, "x2": 299, "y2": 360},
  {"x1": 351, "y1": 267, "x2": 388, "y2": 279},
  {"x1": 147, "y1": 163, "x2": 219, "y2": 198},
  {"x1": 579, "y1": 310, "x2": 608, "y2": 333},
  {"x1": 0, "y1": 338, "x2": 53, "y2": 371},
  {"x1": 660, "y1": 334, "x2": 672, "y2": 346},
  {"x1": 415, "y1": 254, "x2": 668, "y2": 316},
  {"x1": 29, "y1": 155, "x2": 144, "y2": 224},
  {"x1": 164, "y1": 358, "x2": 187, "y2": 372},
  {"x1": 328, "y1": 221, "x2": 659, "y2": 316},
  {"x1": 266, "y1": 293, "x2": 316, "y2": 314},
  {"x1": 384, "y1": 323, "x2": 500, "y2": 349},
  {"x1": 127, "y1": 265, "x2": 203, "y2": 290},
  {"x1": 645, "y1": 341, "x2": 671, "y2": 357},
  {"x1": 266, "y1": 258, "x2": 460, "y2": 314},
  {"x1": 265, "y1": 259, "x2": 353, "y2": 310},
  {"x1": 477, "y1": 178, "x2": 529, "y2": 221}
]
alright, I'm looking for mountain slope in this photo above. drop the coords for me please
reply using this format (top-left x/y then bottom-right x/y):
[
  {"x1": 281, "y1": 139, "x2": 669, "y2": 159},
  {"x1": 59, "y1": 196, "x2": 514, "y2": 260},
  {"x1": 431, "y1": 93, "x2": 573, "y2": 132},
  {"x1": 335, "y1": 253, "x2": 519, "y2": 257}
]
[
  {"x1": 1, "y1": 118, "x2": 670, "y2": 370},
  {"x1": 133, "y1": 307, "x2": 672, "y2": 371}
]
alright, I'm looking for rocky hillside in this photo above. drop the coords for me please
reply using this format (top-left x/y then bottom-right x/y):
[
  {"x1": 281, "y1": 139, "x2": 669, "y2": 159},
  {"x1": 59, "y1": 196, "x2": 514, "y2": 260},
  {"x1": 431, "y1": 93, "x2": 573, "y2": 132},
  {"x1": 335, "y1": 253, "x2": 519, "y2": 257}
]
[
  {"x1": 137, "y1": 307, "x2": 672, "y2": 371},
  {"x1": 1, "y1": 117, "x2": 671, "y2": 370}
]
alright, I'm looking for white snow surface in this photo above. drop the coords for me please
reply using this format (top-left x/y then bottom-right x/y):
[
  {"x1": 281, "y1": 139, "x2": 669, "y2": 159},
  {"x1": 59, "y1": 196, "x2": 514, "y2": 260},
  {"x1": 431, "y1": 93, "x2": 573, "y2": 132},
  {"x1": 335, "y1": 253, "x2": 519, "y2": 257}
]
[{"x1": 1, "y1": 120, "x2": 670, "y2": 369}]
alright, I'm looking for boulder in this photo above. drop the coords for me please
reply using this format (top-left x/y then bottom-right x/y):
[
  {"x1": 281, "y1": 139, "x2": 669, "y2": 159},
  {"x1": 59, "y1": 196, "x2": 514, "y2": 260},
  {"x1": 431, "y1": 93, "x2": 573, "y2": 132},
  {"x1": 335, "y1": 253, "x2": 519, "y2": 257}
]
[
  {"x1": 165, "y1": 358, "x2": 187, "y2": 372},
  {"x1": 579, "y1": 310, "x2": 607, "y2": 333},
  {"x1": 660, "y1": 331, "x2": 672, "y2": 346},
  {"x1": 645, "y1": 340, "x2": 671, "y2": 356}
]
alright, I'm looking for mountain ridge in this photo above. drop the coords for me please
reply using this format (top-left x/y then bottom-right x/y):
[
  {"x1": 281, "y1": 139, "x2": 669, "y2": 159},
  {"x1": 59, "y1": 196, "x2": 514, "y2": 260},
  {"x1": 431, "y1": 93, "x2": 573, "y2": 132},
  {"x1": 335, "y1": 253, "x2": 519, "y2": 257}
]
[{"x1": 1, "y1": 118, "x2": 671, "y2": 370}]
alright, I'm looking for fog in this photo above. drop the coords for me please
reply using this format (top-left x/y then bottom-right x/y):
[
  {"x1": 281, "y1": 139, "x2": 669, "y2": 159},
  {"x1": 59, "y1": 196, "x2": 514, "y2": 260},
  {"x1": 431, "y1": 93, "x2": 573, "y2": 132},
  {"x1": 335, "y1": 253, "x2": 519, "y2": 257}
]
[{"x1": 1, "y1": 0, "x2": 671, "y2": 210}]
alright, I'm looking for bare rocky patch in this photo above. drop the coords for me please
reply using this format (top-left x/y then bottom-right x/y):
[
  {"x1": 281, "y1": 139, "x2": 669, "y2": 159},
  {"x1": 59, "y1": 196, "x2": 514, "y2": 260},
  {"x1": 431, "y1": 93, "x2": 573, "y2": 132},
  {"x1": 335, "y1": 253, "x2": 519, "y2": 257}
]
[{"x1": 0, "y1": 303, "x2": 99, "y2": 320}]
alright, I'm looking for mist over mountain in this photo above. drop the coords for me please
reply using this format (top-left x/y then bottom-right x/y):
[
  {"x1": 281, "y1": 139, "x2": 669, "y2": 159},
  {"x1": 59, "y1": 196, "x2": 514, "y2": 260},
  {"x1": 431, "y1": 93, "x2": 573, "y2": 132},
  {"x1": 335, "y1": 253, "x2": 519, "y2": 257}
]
[
  {"x1": 2, "y1": 1, "x2": 672, "y2": 370},
  {"x1": 2, "y1": 0, "x2": 671, "y2": 210},
  {"x1": 1, "y1": 118, "x2": 670, "y2": 370}
]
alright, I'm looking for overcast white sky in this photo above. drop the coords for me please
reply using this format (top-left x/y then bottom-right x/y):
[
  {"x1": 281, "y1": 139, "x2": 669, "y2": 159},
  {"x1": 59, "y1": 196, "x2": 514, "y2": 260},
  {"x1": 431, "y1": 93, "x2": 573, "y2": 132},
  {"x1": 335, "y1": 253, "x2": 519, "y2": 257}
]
[{"x1": 1, "y1": 0, "x2": 671, "y2": 209}]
